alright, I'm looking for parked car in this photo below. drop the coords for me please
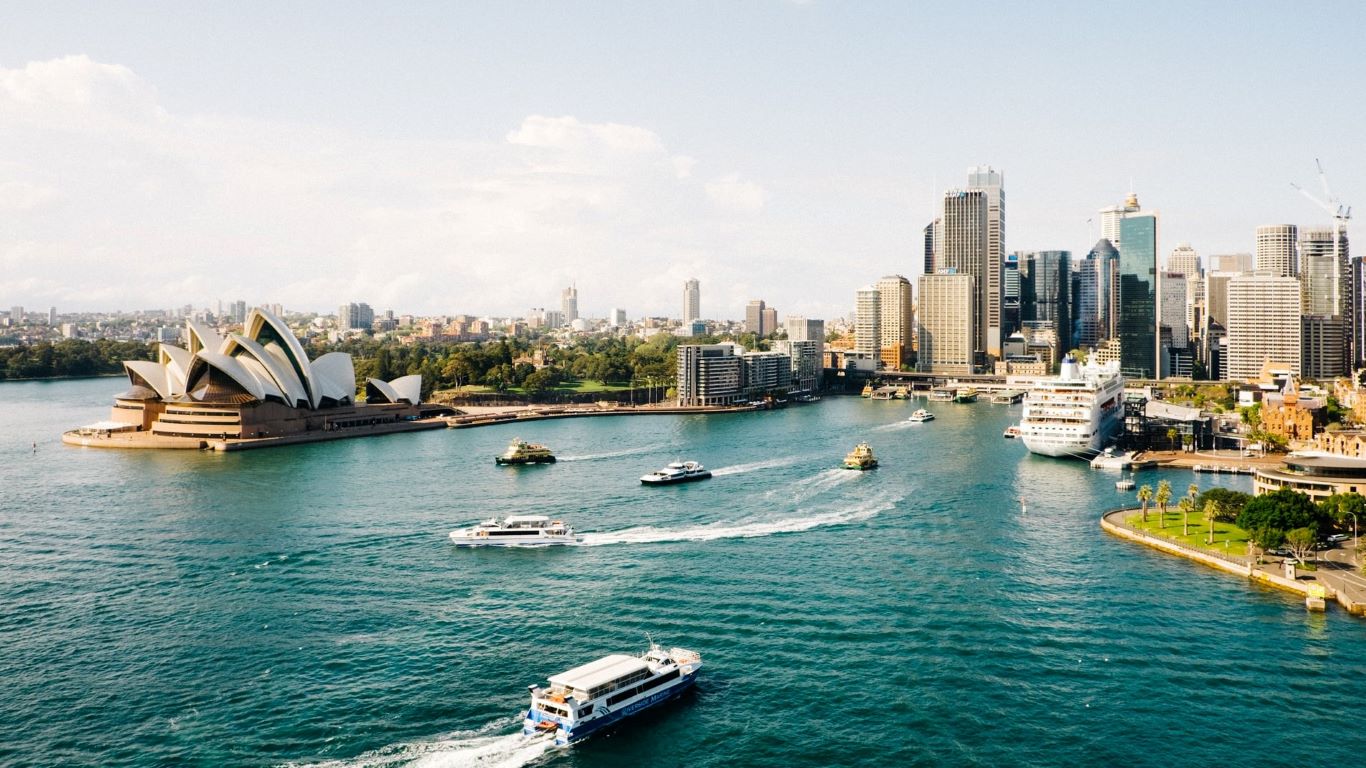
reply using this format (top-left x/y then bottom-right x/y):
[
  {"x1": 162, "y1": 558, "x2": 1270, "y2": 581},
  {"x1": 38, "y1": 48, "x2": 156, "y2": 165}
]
[
  {"x1": 1268, "y1": 547, "x2": 1292, "y2": 557},
  {"x1": 1327, "y1": 533, "x2": 1350, "y2": 543}
]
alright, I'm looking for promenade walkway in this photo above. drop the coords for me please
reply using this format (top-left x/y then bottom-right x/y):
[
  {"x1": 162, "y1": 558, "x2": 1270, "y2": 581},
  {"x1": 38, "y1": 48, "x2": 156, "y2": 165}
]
[{"x1": 1102, "y1": 508, "x2": 1365, "y2": 616}]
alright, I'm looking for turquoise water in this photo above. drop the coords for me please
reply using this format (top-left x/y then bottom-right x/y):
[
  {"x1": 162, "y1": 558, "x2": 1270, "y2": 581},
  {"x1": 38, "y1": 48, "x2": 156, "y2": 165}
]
[{"x1": 2, "y1": 378, "x2": 1363, "y2": 767}]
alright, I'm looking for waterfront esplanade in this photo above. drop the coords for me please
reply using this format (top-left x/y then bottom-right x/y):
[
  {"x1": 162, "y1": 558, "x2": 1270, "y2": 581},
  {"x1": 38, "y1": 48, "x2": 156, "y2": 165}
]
[
  {"x1": 1253, "y1": 453, "x2": 1366, "y2": 501},
  {"x1": 65, "y1": 308, "x2": 425, "y2": 448}
]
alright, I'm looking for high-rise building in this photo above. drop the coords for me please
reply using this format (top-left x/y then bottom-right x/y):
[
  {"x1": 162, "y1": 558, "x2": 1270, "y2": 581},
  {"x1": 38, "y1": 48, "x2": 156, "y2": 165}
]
[
  {"x1": 561, "y1": 285, "x2": 579, "y2": 325},
  {"x1": 745, "y1": 299, "x2": 771, "y2": 335},
  {"x1": 762, "y1": 307, "x2": 777, "y2": 337},
  {"x1": 941, "y1": 186, "x2": 992, "y2": 363},
  {"x1": 854, "y1": 286, "x2": 881, "y2": 356},
  {"x1": 916, "y1": 272, "x2": 976, "y2": 375},
  {"x1": 1160, "y1": 272, "x2": 1190, "y2": 378},
  {"x1": 967, "y1": 165, "x2": 1004, "y2": 357},
  {"x1": 676, "y1": 344, "x2": 744, "y2": 406},
  {"x1": 610, "y1": 308, "x2": 626, "y2": 327},
  {"x1": 785, "y1": 316, "x2": 825, "y2": 343},
  {"x1": 1299, "y1": 226, "x2": 1351, "y2": 378},
  {"x1": 1208, "y1": 253, "x2": 1254, "y2": 273},
  {"x1": 1204, "y1": 272, "x2": 1238, "y2": 330},
  {"x1": 875, "y1": 275, "x2": 914, "y2": 369},
  {"x1": 683, "y1": 278, "x2": 700, "y2": 324},
  {"x1": 1019, "y1": 251, "x2": 1072, "y2": 353},
  {"x1": 9, "y1": 306, "x2": 23, "y2": 325},
  {"x1": 1226, "y1": 274, "x2": 1301, "y2": 381},
  {"x1": 923, "y1": 218, "x2": 941, "y2": 275},
  {"x1": 338, "y1": 303, "x2": 374, "y2": 330},
  {"x1": 1003, "y1": 252, "x2": 1021, "y2": 336},
  {"x1": 47, "y1": 306, "x2": 56, "y2": 326},
  {"x1": 1118, "y1": 210, "x2": 1160, "y2": 379},
  {"x1": 1073, "y1": 256, "x2": 1102, "y2": 350},
  {"x1": 232, "y1": 300, "x2": 247, "y2": 324},
  {"x1": 1255, "y1": 225, "x2": 1298, "y2": 277},
  {"x1": 1099, "y1": 192, "x2": 1141, "y2": 252},
  {"x1": 1167, "y1": 243, "x2": 1200, "y2": 278}
]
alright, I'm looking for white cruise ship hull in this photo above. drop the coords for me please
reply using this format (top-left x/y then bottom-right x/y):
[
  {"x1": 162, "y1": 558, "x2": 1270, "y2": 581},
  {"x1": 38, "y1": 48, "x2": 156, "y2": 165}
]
[
  {"x1": 1021, "y1": 434, "x2": 1102, "y2": 457},
  {"x1": 1017, "y1": 356, "x2": 1125, "y2": 461}
]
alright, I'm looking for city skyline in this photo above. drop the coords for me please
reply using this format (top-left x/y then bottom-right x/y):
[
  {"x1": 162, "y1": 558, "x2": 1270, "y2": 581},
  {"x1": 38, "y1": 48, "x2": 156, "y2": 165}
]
[{"x1": 2, "y1": 4, "x2": 1363, "y2": 319}]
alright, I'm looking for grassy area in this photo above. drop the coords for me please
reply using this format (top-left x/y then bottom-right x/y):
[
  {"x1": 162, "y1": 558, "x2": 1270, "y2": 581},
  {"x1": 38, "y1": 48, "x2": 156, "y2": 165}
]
[
  {"x1": 1125, "y1": 507, "x2": 1250, "y2": 556},
  {"x1": 443, "y1": 380, "x2": 636, "y2": 396}
]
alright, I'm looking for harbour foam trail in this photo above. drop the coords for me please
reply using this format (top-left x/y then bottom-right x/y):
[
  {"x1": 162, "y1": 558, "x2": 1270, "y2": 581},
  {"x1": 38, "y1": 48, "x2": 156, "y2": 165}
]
[
  {"x1": 709, "y1": 456, "x2": 800, "y2": 476},
  {"x1": 558, "y1": 443, "x2": 668, "y2": 462},
  {"x1": 285, "y1": 723, "x2": 553, "y2": 768},
  {"x1": 764, "y1": 467, "x2": 861, "y2": 502},
  {"x1": 577, "y1": 495, "x2": 899, "y2": 547}
]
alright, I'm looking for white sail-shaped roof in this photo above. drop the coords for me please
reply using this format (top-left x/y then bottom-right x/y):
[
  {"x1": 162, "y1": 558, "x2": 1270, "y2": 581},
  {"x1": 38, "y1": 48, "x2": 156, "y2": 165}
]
[
  {"x1": 388, "y1": 374, "x2": 422, "y2": 404},
  {"x1": 311, "y1": 352, "x2": 356, "y2": 404},
  {"x1": 185, "y1": 320, "x2": 224, "y2": 356},
  {"x1": 158, "y1": 344, "x2": 194, "y2": 397},
  {"x1": 233, "y1": 355, "x2": 286, "y2": 402},
  {"x1": 244, "y1": 308, "x2": 318, "y2": 408},
  {"x1": 366, "y1": 378, "x2": 400, "y2": 404},
  {"x1": 124, "y1": 360, "x2": 173, "y2": 400},
  {"x1": 185, "y1": 350, "x2": 266, "y2": 402},
  {"x1": 224, "y1": 333, "x2": 310, "y2": 408}
]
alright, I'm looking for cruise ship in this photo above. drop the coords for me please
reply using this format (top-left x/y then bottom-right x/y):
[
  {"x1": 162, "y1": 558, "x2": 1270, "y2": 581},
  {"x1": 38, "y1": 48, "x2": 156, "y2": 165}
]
[
  {"x1": 523, "y1": 641, "x2": 703, "y2": 746},
  {"x1": 1018, "y1": 355, "x2": 1124, "y2": 458}
]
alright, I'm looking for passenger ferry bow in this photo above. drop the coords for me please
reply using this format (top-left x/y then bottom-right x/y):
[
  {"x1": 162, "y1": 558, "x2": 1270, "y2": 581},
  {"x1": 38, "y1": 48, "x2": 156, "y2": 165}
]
[{"x1": 523, "y1": 642, "x2": 703, "y2": 745}]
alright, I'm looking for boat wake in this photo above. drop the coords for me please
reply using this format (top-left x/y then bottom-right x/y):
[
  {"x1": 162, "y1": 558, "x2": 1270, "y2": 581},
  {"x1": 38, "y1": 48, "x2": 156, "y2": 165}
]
[
  {"x1": 577, "y1": 495, "x2": 897, "y2": 547},
  {"x1": 871, "y1": 420, "x2": 916, "y2": 432},
  {"x1": 285, "y1": 721, "x2": 553, "y2": 768},
  {"x1": 764, "y1": 467, "x2": 861, "y2": 503},
  {"x1": 710, "y1": 456, "x2": 799, "y2": 476},
  {"x1": 558, "y1": 443, "x2": 667, "y2": 462}
]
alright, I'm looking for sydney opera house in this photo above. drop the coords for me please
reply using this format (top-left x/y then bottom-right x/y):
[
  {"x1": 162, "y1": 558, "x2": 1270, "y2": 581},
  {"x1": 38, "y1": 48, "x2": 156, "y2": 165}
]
[{"x1": 65, "y1": 308, "x2": 441, "y2": 449}]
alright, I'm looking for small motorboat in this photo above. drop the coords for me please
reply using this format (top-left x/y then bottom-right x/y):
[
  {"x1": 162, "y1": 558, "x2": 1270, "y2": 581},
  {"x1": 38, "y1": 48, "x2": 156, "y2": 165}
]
[
  {"x1": 641, "y1": 460, "x2": 713, "y2": 485},
  {"x1": 908, "y1": 409, "x2": 935, "y2": 423}
]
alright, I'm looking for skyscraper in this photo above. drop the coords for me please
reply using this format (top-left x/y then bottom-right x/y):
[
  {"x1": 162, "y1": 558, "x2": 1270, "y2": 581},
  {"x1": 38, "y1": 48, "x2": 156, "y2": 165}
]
[
  {"x1": 941, "y1": 187, "x2": 989, "y2": 363},
  {"x1": 1255, "y1": 225, "x2": 1298, "y2": 277},
  {"x1": 1208, "y1": 253, "x2": 1254, "y2": 273},
  {"x1": 561, "y1": 285, "x2": 579, "y2": 325},
  {"x1": 746, "y1": 299, "x2": 768, "y2": 335},
  {"x1": 1003, "y1": 252, "x2": 1021, "y2": 336},
  {"x1": 762, "y1": 306, "x2": 777, "y2": 337},
  {"x1": 923, "y1": 218, "x2": 941, "y2": 275},
  {"x1": 1160, "y1": 272, "x2": 1189, "y2": 376},
  {"x1": 1167, "y1": 243, "x2": 1200, "y2": 278},
  {"x1": 1226, "y1": 274, "x2": 1301, "y2": 381},
  {"x1": 683, "y1": 278, "x2": 700, "y2": 324},
  {"x1": 875, "y1": 275, "x2": 914, "y2": 369},
  {"x1": 1299, "y1": 226, "x2": 1351, "y2": 378},
  {"x1": 785, "y1": 316, "x2": 825, "y2": 343},
  {"x1": 854, "y1": 286, "x2": 881, "y2": 356},
  {"x1": 966, "y1": 165, "x2": 1005, "y2": 358},
  {"x1": 1019, "y1": 250, "x2": 1071, "y2": 355},
  {"x1": 1099, "y1": 192, "x2": 1141, "y2": 252},
  {"x1": 1118, "y1": 210, "x2": 1160, "y2": 379},
  {"x1": 610, "y1": 308, "x2": 626, "y2": 327},
  {"x1": 917, "y1": 273, "x2": 976, "y2": 375}
]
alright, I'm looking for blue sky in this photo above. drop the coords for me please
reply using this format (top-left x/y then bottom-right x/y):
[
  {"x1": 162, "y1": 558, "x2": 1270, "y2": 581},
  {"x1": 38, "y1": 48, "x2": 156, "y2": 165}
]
[{"x1": 2, "y1": 2, "x2": 1362, "y2": 319}]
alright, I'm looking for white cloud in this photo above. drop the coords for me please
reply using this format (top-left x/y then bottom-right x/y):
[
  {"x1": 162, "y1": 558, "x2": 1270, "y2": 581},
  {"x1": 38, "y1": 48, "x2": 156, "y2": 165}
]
[
  {"x1": 705, "y1": 173, "x2": 768, "y2": 213},
  {"x1": 0, "y1": 56, "x2": 838, "y2": 318}
]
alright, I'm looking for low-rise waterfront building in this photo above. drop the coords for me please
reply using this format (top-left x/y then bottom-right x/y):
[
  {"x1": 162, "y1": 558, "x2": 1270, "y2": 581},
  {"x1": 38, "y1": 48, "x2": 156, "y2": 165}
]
[{"x1": 1253, "y1": 453, "x2": 1366, "y2": 500}]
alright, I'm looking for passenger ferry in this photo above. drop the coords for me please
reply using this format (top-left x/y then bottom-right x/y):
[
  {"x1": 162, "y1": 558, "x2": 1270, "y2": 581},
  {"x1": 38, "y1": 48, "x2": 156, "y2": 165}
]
[
  {"x1": 928, "y1": 387, "x2": 955, "y2": 402},
  {"x1": 1018, "y1": 355, "x2": 1124, "y2": 458},
  {"x1": 953, "y1": 387, "x2": 979, "y2": 403},
  {"x1": 640, "y1": 460, "x2": 712, "y2": 485},
  {"x1": 523, "y1": 641, "x2": 703, "y2": 746},
  {"x1": 448, "y1": 515, "x2": 579, "y2": 546},
  {"x1": 843, "y1": 442, "x2": 879, "y2": 470},
  {"x1": 496, "y1": 438, "x2": 556, "y2": 465},
  {"x1": 908, "y1": 409, "x2": 935, "y2": 423}
]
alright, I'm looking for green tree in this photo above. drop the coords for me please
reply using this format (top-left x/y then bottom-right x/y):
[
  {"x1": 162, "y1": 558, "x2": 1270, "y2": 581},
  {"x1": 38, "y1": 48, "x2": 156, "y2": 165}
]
[
  {"x1": 1319, "y1": 493, "x2": 1366, "y2": 532},
  {"x1": 1177, "y1": 496, "x2": 1194, "y2": 537},
  {"x1": 1137, "y1": 485, "x2": 1154, "y2": 524},
  {"x1": 1285, "y1": 527, "x2": 1316, "y2": 562},
  {"x1": 1203, "y1": 499, "x2": 1220, "y2": 544},
  {"x1": 1196, "y1": 488, "x2": 1251, "y2": 522},
  {"x1": 1156, "y1": 480, "x2": 1172, "y2": 529},
  {"x1": 1237, "y1": 489, "x2": 1325, "y2": 540}
]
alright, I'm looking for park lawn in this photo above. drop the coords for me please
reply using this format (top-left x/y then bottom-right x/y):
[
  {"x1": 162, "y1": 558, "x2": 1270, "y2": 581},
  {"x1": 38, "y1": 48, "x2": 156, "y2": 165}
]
[
  {"x1": 1125, "y1": 508, "x2": 1251, "y2": 556},
  {"x1": 438, "y1": 380, "x2": 635, "y2": 396}
]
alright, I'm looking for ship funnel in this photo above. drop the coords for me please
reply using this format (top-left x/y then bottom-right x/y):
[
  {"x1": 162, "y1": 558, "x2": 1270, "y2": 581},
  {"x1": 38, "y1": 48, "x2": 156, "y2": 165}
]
[{"x1": 1059, "y1": 354, "x2": 1081, "y2": 381}]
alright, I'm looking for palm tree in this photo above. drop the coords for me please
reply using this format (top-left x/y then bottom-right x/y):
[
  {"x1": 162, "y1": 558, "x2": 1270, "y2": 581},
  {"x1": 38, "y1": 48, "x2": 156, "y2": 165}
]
[
  {"x1": 1188, "y1": 483, "x2": 1199, "y2": 503},
  {"x1": 1156, "y1": 480, "x2": 1172, "y2": 529},
  {"x1": 1138, "y1": 485, "x2": 1154, "y2": 524},
  {"x1": 1203, "y1": 499, "x2": 1220, "y2": 544},
  {"x1": 1177, "y1": 497, "x2": 1194, "y2": 537}
]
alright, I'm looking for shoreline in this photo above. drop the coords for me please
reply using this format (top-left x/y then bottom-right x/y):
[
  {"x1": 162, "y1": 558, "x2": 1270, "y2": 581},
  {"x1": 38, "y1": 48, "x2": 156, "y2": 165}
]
[{"x1": 1101, "y1": 508, "x2": 1364, "y2": 616}]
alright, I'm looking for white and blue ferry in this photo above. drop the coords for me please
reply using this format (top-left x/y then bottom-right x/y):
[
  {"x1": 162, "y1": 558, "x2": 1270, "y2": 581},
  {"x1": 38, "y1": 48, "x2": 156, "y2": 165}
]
[{"x1": 522, "y1": 641, "x2": 702, "y2": 746}]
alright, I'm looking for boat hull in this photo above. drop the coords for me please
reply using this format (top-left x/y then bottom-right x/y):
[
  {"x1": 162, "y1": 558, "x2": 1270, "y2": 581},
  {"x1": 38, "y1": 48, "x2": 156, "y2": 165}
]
[
  {"x1": 640, "y1": 472, "x2": 712, "y2": 485},
  {"x1": 524, "y1": 673, "x2": 698, "y2": 746},
  {"x1": 495, "y1": 456, "x2": 556, "y2": 465},
  {"x1": 448, "y1": 532, "x2": 579, "y2": 547},
  {"x1": 843, "y1": 461, "x2": 878, "y2": 470},
  {"x1": 1020, "y1": 436, "x2": 1099, "y2": 457}
]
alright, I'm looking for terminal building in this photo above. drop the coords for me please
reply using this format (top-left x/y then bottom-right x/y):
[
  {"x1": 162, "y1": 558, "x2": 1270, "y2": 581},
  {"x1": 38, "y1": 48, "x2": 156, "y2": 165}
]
[
  {"x1": 70, "y1": 308, "x2": 425, "y2": 445},
  {"x1": 1253, "y1": 454, "x2": 1366, "y2": 501}
]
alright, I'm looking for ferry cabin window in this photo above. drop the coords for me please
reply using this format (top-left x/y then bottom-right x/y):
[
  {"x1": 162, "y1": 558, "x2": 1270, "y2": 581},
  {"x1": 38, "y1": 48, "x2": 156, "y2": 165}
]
[
  {"x1": 588, "y1": 668, "x2": 652, "y2": 700},
  {"x1": 537, "y1": 702, "x2": 569, "y2": 716},
  {"x1": 605, "y1": 668, "x2": 682, "y2": 707}
]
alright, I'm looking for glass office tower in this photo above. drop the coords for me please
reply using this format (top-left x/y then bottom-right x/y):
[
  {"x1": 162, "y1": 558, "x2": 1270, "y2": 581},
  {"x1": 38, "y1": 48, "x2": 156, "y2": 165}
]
[{"x1": 1118, "y1": 213, "x2": 1159, "y2": 379}]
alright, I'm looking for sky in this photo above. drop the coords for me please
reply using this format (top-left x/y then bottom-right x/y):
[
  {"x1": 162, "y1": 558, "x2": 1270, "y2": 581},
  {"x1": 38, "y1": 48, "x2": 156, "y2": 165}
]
[{"x1": 2, "y1": 1, "x2": 1363, "y2": 321}]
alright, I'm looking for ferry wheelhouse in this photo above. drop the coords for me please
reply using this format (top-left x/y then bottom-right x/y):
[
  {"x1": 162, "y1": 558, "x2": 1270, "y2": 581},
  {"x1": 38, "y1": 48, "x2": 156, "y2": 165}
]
[{"x1": 523, "y1": 642, "x2": 703, "y2": 746}]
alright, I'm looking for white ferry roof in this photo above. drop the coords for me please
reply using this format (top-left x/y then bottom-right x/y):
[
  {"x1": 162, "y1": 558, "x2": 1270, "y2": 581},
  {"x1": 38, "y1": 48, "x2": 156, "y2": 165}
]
[
  {"x1": 548, "y1": 654, "x2": 648, "y2": 691},
  {"x1": 504, "y1": 515, "x2": 552, "y2": 524}
]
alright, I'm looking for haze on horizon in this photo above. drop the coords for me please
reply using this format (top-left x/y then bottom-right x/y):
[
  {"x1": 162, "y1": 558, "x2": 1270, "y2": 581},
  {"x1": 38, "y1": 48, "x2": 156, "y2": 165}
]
[{"x1": 2, "y1": 2, "x2": 1363, "y2": 321}]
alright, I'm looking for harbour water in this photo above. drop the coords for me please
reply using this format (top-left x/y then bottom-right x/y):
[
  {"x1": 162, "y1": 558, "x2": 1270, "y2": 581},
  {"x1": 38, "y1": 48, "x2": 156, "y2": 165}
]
[{"x1": 3, "y1": 378, "x2": 1364, "y2": 767}]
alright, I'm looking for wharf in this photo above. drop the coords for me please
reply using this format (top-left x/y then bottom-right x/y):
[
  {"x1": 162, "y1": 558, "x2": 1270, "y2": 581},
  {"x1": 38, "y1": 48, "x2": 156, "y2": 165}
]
[
  {"x1": 444, "y1": 402, "x2": 766, "y2": 429},
  {"x1": 63, "y1": 417, "x2": 449, "y2": 451}
]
